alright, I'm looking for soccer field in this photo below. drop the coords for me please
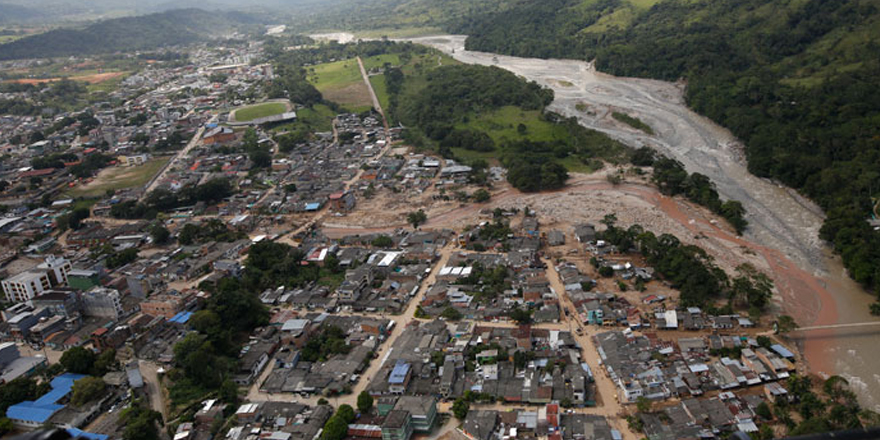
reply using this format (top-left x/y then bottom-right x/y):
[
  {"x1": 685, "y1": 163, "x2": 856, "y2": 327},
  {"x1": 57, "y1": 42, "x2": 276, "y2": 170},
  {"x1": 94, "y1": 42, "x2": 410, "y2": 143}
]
[{"x1": 233, "y1": 102, "x2": 287, "y2": 122}]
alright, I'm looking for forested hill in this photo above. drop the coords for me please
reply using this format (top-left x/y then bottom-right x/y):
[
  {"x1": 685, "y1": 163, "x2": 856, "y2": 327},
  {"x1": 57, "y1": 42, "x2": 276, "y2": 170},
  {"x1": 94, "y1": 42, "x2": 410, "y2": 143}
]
[
  {"x1": 0, "y1": 9, "x2": 260, "y2": 60},
  {"x1": 446, "y1": 0, "x2": 880, "y2": 309}
]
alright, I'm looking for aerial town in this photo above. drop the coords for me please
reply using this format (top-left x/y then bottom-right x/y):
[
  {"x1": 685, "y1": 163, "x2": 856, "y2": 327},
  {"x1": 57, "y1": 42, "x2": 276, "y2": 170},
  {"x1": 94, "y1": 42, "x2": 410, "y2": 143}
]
[{"x1": 0, "y1": 24, "x2": 867, "y2": 440}]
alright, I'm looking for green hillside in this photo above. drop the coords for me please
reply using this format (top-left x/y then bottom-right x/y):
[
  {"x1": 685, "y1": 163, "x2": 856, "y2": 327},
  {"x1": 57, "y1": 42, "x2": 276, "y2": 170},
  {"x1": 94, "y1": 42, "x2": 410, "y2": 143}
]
[
  {"x1": 439, "y1": 0, "x2": 880, "y2": 307},
  {"x1": 0, "y1": 8, "x2": 260, "y2": 60}
]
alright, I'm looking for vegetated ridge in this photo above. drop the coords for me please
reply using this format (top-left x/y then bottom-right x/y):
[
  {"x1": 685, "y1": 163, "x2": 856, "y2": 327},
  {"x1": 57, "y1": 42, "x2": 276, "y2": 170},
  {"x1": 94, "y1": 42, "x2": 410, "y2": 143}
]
[{"x1": 0, "y1": 8, "x2": 261, "y2": 60}]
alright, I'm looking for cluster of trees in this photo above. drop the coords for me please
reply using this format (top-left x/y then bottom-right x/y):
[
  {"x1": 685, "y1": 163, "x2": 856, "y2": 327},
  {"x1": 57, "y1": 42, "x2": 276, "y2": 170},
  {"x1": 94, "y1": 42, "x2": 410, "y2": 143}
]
[
  {"x1": 300, "y1": 325, "x2": 350, "y2": 362},
  {"x1": 438, "y1": 129, "x2": 495, "y2": 155},
  {"x1": 178, "y1": 219, "x2": 246, "y2": 245},
  {"x1": 0, "y1": 79, "x2": 88, "y2": 115},
  {"x1": 321, "y1": 404, "x2": 356, "y2": 440},
  {"x1": 761, "y1": 374, "x2": 878, "y2": 437},
  {"x1": 649, "y1": 155, "x2": 748, "y2": 234},
  {"x1": 59, "y1": 346, "x2": 118, "y2": 376},
  {"x1": 110, "y1": 178, "x2": 234, "y2": 219},
  {"x1": 599, "y1": 215, "x2": 773, "y2": 310},
  {"x1": 451, "y1": 0, "x2": 880, "y2": 312},
  {"x1": 397, "y1": 64, "x2": 553, "y2": 129}
]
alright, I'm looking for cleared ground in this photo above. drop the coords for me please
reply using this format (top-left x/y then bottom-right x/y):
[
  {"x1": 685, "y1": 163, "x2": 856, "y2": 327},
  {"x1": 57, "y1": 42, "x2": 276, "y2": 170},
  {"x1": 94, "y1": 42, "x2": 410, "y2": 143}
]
[
  {"x1": 5, "y1": 71, "x2": 127, "y2": 85},
  {"x1": 307, "y1": 59, "x2": 373, "y2": 110},
  {"x1": 232, "y1": 102, "x2": 287, "y2": 122},
  {"x1": 67, "y1": 157, "x2": 169, "y2": 198}
]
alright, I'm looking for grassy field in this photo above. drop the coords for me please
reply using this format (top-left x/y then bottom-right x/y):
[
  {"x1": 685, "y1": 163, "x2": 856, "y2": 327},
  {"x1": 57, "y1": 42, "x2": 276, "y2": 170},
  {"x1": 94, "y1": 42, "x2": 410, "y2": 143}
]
[
  {"x1": 457, "y1": 106, "x2": 572, "y2": 145},
  {"x1": 362, "y1": 54, "x2": 401, "y2": 71},
  {"x1": 307, "y1": 59, "x2": 362, "y2": 89},
  {"x1": 67, "y1": 157, "x2": 169, "y2": 198},
  {"x1": 369, "y1": 75, "x2": 393, "y2": 121},
  {"x1": 354, "y1": 27, "x2": 444, "y2": 39},
  {"x1": 272, "y1": 103, "x2": 337, "y2": 133},
  {"x1": 307, "y1": 59, "x2": 373, "y2": 109},
  {"x1": 234, "y1": 102, "x2": 287, "y2": 122}
]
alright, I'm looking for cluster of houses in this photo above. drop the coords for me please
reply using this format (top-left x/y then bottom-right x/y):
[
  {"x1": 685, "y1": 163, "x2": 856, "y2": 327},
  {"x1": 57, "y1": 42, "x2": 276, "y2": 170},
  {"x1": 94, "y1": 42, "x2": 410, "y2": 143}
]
[
  {"x1": 362, "y1": 321, "x2": 596, "y2": 407},
  {"x1": 462, "y1": 406, "x2": 619, "y2": 440},
  {"x1": 594, "y1": 329, "x2": 796, "y2": 404}
]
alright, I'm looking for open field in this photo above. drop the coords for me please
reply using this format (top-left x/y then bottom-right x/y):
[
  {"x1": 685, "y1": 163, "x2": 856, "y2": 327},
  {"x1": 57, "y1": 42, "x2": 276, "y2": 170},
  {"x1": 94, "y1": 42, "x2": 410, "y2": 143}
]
[
  {"x1": 5, "y1": 71, "x2": 128, "y2": 85},
  {"x1": 232, "y1": 102, "x2": 287, "y2": 122},
  {"x1": 67, "y1": 157, "x2": 169, "y2": 198},
  {"x1": 361, "y1": 53, "x2": 401, "y2": 71},
  {"x1": 369, "y1": 75, "x2": 392, "y2": 123},
  {"x1": 354, "y1": 26, "x2": 444, "y2": 40},
  {"x1": 272, "y1": 103, "x2": 337, "y2": 133},
  {"x1": 307, "y1": 59, "x2": 362, "y2": 89},
  {"x1": 307, "y1": 59, "x2": 373, "y2": 109}
]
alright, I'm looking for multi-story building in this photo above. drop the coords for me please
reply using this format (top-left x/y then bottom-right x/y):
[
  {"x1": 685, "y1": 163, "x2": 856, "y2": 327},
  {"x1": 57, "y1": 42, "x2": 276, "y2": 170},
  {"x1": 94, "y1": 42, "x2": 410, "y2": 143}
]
[
  {"x1": 381, "y1": 410, "x2": 413, "y2": 440},
  {"x1": 80, "y1": 287, "x2": 124, "y2": 319},
  {"x1": 1, "y1": 256, "x2": 72, "y2": 303}
]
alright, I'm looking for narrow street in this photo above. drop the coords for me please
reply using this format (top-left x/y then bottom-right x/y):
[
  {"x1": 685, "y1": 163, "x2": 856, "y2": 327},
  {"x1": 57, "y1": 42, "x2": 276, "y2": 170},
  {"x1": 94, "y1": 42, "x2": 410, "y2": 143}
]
[{"x1": 246, "y1": 244, "x2": 456, "y2": 406}]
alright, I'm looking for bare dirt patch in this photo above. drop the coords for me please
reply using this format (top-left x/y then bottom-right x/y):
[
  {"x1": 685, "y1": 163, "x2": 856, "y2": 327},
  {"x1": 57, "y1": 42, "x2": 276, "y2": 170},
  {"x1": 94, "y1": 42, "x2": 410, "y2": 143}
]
[{"x1": 322, "y1": 82, "x2": 373, "y2": 109}]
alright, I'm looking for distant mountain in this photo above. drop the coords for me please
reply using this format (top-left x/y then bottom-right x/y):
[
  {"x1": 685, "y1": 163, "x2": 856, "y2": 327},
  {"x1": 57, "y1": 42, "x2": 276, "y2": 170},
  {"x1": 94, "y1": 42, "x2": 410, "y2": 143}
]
[
  {"x1": 0, "y1": 9, "x2": 261, "y2": 60},
  {"x1": 0, "y1": 3, "x2": 43, "y2": 23}
]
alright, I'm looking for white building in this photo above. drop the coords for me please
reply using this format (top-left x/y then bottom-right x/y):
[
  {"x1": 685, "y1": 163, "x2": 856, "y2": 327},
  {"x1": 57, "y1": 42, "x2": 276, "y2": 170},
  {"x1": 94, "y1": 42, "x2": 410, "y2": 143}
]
[
  {"x1": 1, "y1": 256, "x2": 72, "y2": 303},
  {"x1": 81, "y1": 287, "x2": 124, "y2": 319}
]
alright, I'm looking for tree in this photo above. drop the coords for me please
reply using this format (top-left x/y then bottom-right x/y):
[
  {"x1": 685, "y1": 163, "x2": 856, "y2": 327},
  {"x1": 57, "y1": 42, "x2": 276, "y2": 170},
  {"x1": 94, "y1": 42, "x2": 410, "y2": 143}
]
[
  {"x1": 60, "y1": 346, "x2": 96, "y2": 375},
  {"x1": 321, "y1": 416, "x2": 348, "y2": 440},
  {"x1": 509, "y1": 308, "x2": 532, "y2": 324},
  {"x1": 756, "y1": 401, "x2": 772, "y2": 420},
  {"x1": 150, "y1": 224, "x2": 170, "y2": 244},
  {"x1": 357, "y1": 391, "x2": 374, "y2": 414},
  {"x1": 407, "y1": 209, "x2": 427, "y2": 229},
  {"x1": 452, "y1": 398, "x2": 470, "y2": 419},
  {"x1": 93, "y1": 348, "x2": 118, "y2": 375},
  {"x1": 473, "y1": 189, "x2": 491, "y2": 203},
  {"x1": 636, "y1": 396, "x2": 652, "y2": 413},
  {"x1": 250, "y1": 149, "x2": 272, "y2": 169},
  {"x1": 336, "y1": 404, "x2": 355, "y2": 423},
  {"x1": 440, "y1": 307, "x2": 463, "y2": 321},
  {"x1": 371, "y1": 235, "x2": 394, "y2": 248},
  {"x1": 0, "y1": 417, "x2": 12, "y2": 436},
  {"x1": 70, "y1": 377, "x2": 106, "y2": 407},
  {"x1": 119, "y1": 402, "x2": 162, "y2": 440},
  {"x1": 776, "y1": 315, "x2": 798, "y2": 333}
]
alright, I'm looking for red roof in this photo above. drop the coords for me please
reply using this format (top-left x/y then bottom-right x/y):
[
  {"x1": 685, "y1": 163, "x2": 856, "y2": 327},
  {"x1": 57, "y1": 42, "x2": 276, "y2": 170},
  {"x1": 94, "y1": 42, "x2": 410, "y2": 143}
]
[
  {"x1": 19, "y1": 168, "x2": 56, "y2": 178},
  {"x1": 92, "y1": 327, "x2": 109, "y2": 336},
  {"x1": 328, "y1": 192, "x2": 345, "y2": 200}
]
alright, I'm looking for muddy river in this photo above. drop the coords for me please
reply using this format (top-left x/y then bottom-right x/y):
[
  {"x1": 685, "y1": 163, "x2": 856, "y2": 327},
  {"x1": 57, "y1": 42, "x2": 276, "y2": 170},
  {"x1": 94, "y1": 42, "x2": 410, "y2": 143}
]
[{"x1": 401, "y1": 34, "x2": 880, "y2": 409}]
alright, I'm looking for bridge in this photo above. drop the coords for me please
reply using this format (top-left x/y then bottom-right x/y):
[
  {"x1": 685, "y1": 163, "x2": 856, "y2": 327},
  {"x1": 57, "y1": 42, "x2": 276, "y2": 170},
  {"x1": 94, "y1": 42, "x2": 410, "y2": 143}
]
[{"x1": 775, "y1": 320, "x2": 880, "y2": 333}]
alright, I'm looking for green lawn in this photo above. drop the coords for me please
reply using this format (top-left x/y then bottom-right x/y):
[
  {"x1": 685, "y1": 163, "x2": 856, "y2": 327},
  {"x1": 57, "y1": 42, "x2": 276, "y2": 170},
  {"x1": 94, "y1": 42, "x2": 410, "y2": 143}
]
[
  {"x1": 362, "y1": 54, "x2": 401, "y2": 71},
  {"x1": 272, "y1": 103, "x2": 337, "y2": 133},
  {"x1": 457, "y1": 106, "x2": 572, "y2": 145},
  {"x1": 234, "y1": 102, "x2": 287, "y2": 122},
  {"x1": 307, "y1": 59, "x2": 363, "y2": 91},
  {"x1": 370, "y1": 75, "x2": 393, "y2": 122},
  {"x1": 67, "y1": 157, "x2": 169, "y2": 198}
]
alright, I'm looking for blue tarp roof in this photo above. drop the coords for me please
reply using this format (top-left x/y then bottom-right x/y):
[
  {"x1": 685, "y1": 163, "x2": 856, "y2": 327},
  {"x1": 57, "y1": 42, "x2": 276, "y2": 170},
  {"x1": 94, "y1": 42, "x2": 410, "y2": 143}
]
[
  {"x1": 305, "y1": 202, "x2": 321, "y2": 211},
  {"x1": 389, "y1": 361, "x2": 410, "y2": 384},
  {"x1": 771, "y1": 344, "x2": 795, "y2": 358},
  {"x1": 168, "y1": 311, "x2": 193, "y2": 324},
  {"x1": 67, "y1": 428, "x2": 109, "y2": 440},
  {"x1": 6, "y1": 373, "x2": 86, "y2": 423}
]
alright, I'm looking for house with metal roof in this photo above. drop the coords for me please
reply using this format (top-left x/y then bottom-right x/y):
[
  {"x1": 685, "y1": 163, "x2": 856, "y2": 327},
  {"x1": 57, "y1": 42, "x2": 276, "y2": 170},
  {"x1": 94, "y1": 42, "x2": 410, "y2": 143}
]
[{"x1": 6, "y1": 373, "x2": 86, "y2": 428}]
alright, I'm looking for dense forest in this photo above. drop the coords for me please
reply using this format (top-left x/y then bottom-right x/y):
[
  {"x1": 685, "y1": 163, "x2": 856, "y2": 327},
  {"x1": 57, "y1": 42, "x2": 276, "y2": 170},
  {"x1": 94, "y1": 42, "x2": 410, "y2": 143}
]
[
  {"x1": 0, "y1": 9, "x2": 260, "y2": 60},
  {"x1": 448, "y1": 0, "x2": 880, "y2": 311}
]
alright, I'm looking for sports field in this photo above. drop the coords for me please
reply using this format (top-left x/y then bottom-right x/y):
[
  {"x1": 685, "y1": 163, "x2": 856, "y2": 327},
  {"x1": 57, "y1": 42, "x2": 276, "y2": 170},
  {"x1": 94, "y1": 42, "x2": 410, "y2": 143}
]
[{"x1": 233, "y1": 102, "x2": 287, "y2": 122}]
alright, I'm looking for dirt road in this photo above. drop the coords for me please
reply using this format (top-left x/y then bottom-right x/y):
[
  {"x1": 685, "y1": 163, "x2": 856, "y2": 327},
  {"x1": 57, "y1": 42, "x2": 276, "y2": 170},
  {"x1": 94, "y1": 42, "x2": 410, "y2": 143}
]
[
  {"x1": 246, "y1": 244, "x2": 457, "y2": 406},
  {"x1": 357, "y1": 56, "x2": 390, "y2": 133}
]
